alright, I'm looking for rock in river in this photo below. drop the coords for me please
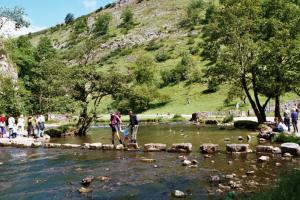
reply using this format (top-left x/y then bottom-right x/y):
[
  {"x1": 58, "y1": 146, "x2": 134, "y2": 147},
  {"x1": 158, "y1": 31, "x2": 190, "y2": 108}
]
[
  {"x1": 102, "y1": 144, "x2": 114, "y2": 150},
  {"x1": 226, "y1": 144, "x2": 251, "y2": 153},
  {"x1": 62, "y1": 144, "x2": 81, "y2": 148},
  {"x1": 168, "y1": 143, "x2": 192, "y2": 153},
  {"x1": 172, "y1": 190, "x2": 186, "y2": 198},
  {"x1": 281, "y1": 143, "x2": 300, "y2": 156},
  {"x1": 182, "y1": 160, "x2": 192, "y2": 166},
  {"x1": 258, "y1": 155, "x2": 270, "y2": 162},
  {"x1": 78, "y1": 187, "x2": 92, "y2": 193},
  {"x1": 144, "y1": 143, "x2": 166, "y2": 152},
  {"x1": 89, "y1": 143, "x2": 102, "y2": 150},
  {"x1": 81, "y1": 176, "x2": 94, "y2": 186},
  {"x1": 200, "y1": 143, "x2": 218, "y2": 154},
  {"x1": 256, "y1": 145, "x2": 274, "y2": 154}
]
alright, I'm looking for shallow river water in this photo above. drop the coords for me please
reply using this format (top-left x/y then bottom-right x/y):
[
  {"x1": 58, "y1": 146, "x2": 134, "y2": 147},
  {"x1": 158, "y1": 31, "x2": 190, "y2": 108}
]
[{"x1": 0, "y1": 124, "x2": 298, "y2": 199}]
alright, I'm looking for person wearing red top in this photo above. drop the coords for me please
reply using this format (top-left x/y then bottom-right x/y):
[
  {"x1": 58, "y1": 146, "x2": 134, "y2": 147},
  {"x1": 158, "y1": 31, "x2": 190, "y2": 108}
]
[{"x1": 0, "y1": 114, "x2": 6, "y2": 138}]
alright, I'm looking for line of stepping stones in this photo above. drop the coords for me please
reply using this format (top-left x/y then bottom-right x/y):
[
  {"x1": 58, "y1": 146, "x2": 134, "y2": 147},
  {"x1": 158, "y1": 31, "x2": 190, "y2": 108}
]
[{"x1": 1, "y1": 139, "x2": 299, "y2": 156}]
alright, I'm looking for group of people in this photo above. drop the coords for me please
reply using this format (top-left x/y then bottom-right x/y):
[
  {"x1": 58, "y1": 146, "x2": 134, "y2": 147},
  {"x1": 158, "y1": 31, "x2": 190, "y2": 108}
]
[
  {"x1": 0, "y1": 114, "x2": 46, "y2": 139},
  {"x1": 275, "y1": 107, "x2": 299, "y2": 133},
  {"x1": 109, "y1": 110, "x2": 139, "y2": 146}
]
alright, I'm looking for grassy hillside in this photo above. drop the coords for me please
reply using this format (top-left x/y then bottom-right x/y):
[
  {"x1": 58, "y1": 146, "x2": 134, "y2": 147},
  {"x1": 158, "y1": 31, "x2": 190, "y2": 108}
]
[{"x1": 22, "y1": 0, "x2": 298, "y2": 114}]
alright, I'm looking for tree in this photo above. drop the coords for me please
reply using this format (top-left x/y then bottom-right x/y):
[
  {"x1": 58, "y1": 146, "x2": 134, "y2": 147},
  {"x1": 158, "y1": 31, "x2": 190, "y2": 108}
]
[
  {"x1": 93, "y1": 13, "x2": 112, "y2": 36},
  {"x1": 0, "y1": 6, "x2": 29, "y2": 31},
  {"x1": 74, "y1": 16, "x2": 88, "y2": 34},
  {"x1": 64, "y1": 13, "x2": 75, "y2": 24},
  {"x1": 119, "y1": 7, "x2": 134, "y2": 31},
  {"x1": 67, "y1": 40, "x2": 128, "y2": 136},
  {"x1": 202, "y1": 0, "x2": 300, "y2": 123},
  {"x1": 35, "y1": 36, "x2": 56, "y2": 62},
  {"x1": 184, "y1": 0, "x2": 204, "y2": 28},
  {"x1": 133, "y1": 54, "x2": 157, "y2": 85}
]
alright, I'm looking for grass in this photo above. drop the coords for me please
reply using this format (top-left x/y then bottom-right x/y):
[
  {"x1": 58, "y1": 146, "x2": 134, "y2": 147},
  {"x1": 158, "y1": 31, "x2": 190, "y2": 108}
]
[
  {"x1": 273, "y1": 133, "x2": 300, "y2": 144},
  {"x1": 239, "y1": 169, "x2": 300, "y2": 200}
]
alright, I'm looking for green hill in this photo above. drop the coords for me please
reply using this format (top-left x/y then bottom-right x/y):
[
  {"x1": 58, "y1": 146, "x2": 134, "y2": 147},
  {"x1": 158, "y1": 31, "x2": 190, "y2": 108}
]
[{"x1": 7, "y1": 0, "x2": 299, "y2": 115}]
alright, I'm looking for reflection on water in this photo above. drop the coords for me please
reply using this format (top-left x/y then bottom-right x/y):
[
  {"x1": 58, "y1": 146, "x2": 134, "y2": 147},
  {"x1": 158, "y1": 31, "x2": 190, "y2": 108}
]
[{"x1": 0, "y1": 124, "x2": 297, "y2": 199}]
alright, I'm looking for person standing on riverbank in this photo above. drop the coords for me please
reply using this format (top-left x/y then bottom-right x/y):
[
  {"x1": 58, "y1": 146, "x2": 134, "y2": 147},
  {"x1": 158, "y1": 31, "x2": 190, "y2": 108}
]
[
  {"x1": 27, "y1": 116, "x2": 34, "y2": 137},
  {"x1": 17, "y1": 114, "x2": 25, "y2": 135},
  {"x1": 283, "y1": 109, "x2": 291, "y2": 132},
  {"x1": 129, "y1": 111, "x2": 139, "y2": 144},
  {"x1": 291, "y1": 108, "x2": 299, "y2": 133},
  {"x1": 109, "y1": 113, "x2": 123, "y2": 146},
  {"x1": 37, "y1": 114, "x2": 45, "y2": 137},
  {"x1": 0, "y1": 114, "x2": 6, "y2": 138},
  {"x1": 8, "y1": 115, "x2": 15, "y2": 139}
]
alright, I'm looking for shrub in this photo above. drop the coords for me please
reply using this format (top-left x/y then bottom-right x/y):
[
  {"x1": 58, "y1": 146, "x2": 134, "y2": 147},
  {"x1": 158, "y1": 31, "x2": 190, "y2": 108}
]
[
  {"x1": 65, "y1": 13, "x2": 75, "y2": 24},
  {"x1": 273, "y1": 133, "x2": 300, "y2": 144},
  {"x1": 172, "y1": 114, "x2": 186, "y2": 122},
  {"x1": 145, "y1": 39, "x2": 164, "y2": 51},
  {"x1": 155, "y1": 50, "x2": 171, "y2": 62},
  {"x1": 202, "y1": 79, "x2": 219, "y2": 94},
  {"x1": 187, "y1": 66, "x2": 202, "y2": 83},
  {"x1": 74, "y1": 17, "x2": 88, "y2": 34},
  {"x1": 93, "y1": 13, "x2": 112, "y2": 36},
  {"x1": 120, "y1": 7, "x2": 134, "y2": 31},
  {"x1": 134, "y1": 54, "x2": 157, "y2": 84}
]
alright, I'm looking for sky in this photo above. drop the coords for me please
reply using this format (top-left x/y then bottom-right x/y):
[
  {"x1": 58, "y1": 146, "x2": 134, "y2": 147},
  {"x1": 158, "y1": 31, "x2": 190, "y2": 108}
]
[{"x1": 1, "y1": 0, "x2": 112, "y2": 36}]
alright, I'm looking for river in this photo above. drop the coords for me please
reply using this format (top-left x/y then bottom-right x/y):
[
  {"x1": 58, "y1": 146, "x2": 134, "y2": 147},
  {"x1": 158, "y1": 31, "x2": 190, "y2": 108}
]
[{"x1": 0, "y1": 124, "x2": 297, "y2": 199}]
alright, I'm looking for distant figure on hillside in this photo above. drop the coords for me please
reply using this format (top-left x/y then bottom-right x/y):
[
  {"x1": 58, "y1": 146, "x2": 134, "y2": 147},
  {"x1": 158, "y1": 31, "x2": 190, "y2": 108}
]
[
  {"x1": 129, "y1": 110, "x2": 139, "y2": 144},
  {"x1": 0, "y1": 114, "x2": 6, "y2": 138},
  {"x1": 17, "y1": 114, "x2": 25, "y2": 135},
  {"x1": 291, "y1": 108, "x2": 299, "y2": 133},
  {"x1": 8, "y1": 115, "x2": 15, "y2": 139},
  {"x1": 109, "y1": 113, "x2": 123, "y2": 146},
  {"x1": 27, "y1": 116, "x2": 34, "y2": 137},
  {"x1": 283, "y1": 109, "x2": 291, "y2": 132}
]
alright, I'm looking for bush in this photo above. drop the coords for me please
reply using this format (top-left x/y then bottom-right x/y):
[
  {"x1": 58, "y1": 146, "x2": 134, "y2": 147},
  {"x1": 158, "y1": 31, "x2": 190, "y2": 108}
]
[
  {"x1": 74, "y1": 17, "x2": 87, "y2": 34},
  {"x1": 145, "y1": 39, "x2": 164, "y2": 51},
  {"x1": 93, "y1": 13, "x2": 112, "y2": 36},
  {"x1": 119, "y1": 7, "x2": 134, "y2": 31},
  {"x1": 187, "y1": 66, "x2": 202, "y2": 83},
  {"x1": 172, "y1": 114, "x2": 186, "y2": 122},
  {"x1": 134, "y1": 54, "x2": 157, "y2": 84},
  {"x1": 202, "y1": 79, "x2": 219, "y2": 94},
  {"x1": 273, "y1": 133, "x2": 300, "y2": 144},
  {"x1": 155, "y1": 50, "x2": 171, "y2": 62}
]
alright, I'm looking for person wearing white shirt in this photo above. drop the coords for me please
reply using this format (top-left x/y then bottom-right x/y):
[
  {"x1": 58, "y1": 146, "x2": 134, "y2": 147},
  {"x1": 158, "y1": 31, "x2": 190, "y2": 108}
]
[
  {"x1": 17, "y1": 114, "x2": 25, "y2": 136},
  {"x1": 8, "y1": 115, "x2": 15, "y2": 139}
]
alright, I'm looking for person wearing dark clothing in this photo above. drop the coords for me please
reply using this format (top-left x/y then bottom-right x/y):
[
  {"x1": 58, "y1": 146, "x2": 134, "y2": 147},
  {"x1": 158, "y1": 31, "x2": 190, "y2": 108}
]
[
  {"x1": 27, "y1": 116, "x2": 34, "y2": 137},
  {"x1": 283, "y1": 109, "x2": 291, "y2": 132},
  {"x1": 129, "y1": 111, "x2": 139, "y2": 143},
  {"x1": 291, "y1": 108, "x2": 299, "y2": 133},
  {"x1": 109, "y1": 113, "x2": 123, "y2": 145}
]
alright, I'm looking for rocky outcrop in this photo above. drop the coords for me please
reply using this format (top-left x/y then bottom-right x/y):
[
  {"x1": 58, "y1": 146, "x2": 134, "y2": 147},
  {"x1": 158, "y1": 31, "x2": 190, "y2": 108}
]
[
  {"x1": 168, "y1": 143, "x2": 192, "y2": 153},
  {"x1": 144, "y1": 143, "x2": 166, "y2": 152},
  {"x1": 226, "y1": 144, "x2": 251, "y2": 153},
  {"x1": 0, "y1": 53, "x2": 18, "y2": 80},
  {"x1": 281, "y1": 143, "x2": 300, "y2": 156},
  {"x1": 200, "y1": 143, "x2": 218, "y2": 154}
]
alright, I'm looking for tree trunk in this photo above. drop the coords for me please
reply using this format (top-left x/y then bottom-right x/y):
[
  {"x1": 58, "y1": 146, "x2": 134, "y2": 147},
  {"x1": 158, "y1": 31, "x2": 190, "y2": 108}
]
[
  {"x1": 274, "y1": 95, "x2": 281, "y2": 120},
  {"x1": 75, "y1": 106, "x2": 93, "y2": 136},
  {"x1": 241, "y1": 77, "x2": 265, "y2": 124}
]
